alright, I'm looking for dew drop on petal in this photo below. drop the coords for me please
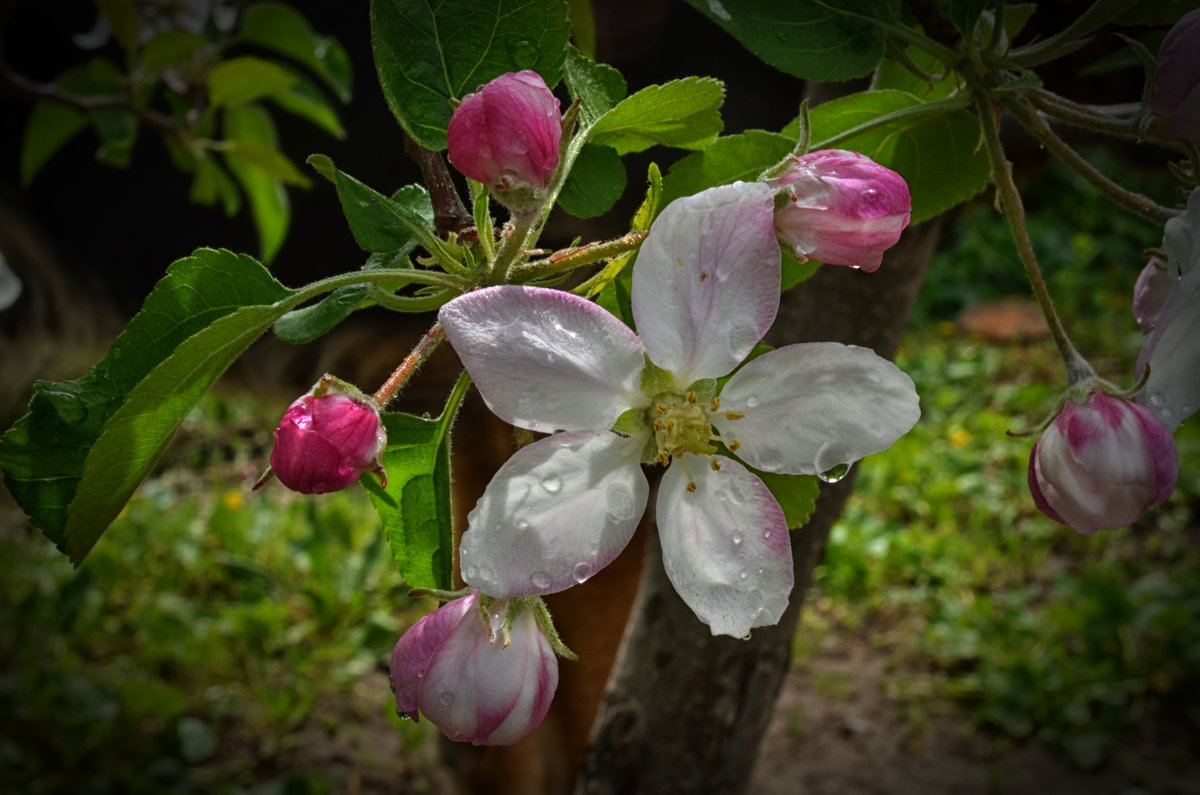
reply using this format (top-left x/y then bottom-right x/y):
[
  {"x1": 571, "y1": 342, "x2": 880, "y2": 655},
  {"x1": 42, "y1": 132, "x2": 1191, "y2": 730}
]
[
  {"x1": 540, "y1": 474, "x2": 562, "y2": 494},
  {"x1": 572, "y1": 561, "x2": 593, "y2": 583},
  {"x1": 818, "y1": 462, "x2": 851, "y2": 483},
  {"x1": 744, "y1": 394, "x2": 761, "y2": 409},
  {"x1": 515, "y1": 518, "x2": 531, "y2": 532},
  {"x1": 439, "y1": 692, "x2": 455, "y2": 707},
  {"x1": 606, "y1": 482, "x2": 636, "y2": 521},
  {"x1": 478, "y1": 566, "x2": 494, "y2": 584},
  {"x1": 731, "y1": 532, "x2": 743, "y2": 548},
  {"x1": 530, "y1": 571, "x2": 552, "y2": 589},
  {"x1": 738, "y1": 568, "x2": 748, "y2": 581}
]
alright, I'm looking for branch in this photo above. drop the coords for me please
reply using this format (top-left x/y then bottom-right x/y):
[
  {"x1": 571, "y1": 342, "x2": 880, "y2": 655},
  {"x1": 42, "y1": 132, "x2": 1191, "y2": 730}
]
[
  {"x1": 0, "y1": 53, "x2": 183, "y2": 140},
  {"x1": 1001, "y1": 93, "x2": 1179, "y2": 225}
]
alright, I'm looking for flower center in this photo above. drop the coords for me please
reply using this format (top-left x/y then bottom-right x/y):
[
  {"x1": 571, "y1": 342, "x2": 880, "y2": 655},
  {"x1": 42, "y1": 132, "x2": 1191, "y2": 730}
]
[{"x1": 648, "y1": 393, "x2": 745, "y2": 489}]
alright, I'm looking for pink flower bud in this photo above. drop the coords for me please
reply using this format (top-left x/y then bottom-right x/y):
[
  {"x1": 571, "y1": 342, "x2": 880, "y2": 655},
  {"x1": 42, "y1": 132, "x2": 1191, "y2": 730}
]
[
  {"x1": 447, "y1": 70, "x2": 562, "y2": 192},
  {"x1": 1151, "y1": 9, "x2": 1200, "y2": 147},
  {"x1": 390, "y1": 591, "x2": 558, "y2": 746},
  {"x1": 1132, "y1": 257, "x2": 1173, "y2": 335},
  {"x1": 1028, "y1": 391, "x2": 1178, "y2": 534},
  {"x1": 769, "y1": 149, "x2": 911, "y2": 271},
  {"x1": 269, "y1": 385, "x2": 386, "y2": 494}
]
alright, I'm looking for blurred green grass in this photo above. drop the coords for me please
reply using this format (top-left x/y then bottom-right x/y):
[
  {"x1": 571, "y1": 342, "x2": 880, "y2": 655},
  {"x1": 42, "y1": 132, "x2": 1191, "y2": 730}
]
[{"x1": 2, "y1": 147, "x2": 1197, "y2": 790}]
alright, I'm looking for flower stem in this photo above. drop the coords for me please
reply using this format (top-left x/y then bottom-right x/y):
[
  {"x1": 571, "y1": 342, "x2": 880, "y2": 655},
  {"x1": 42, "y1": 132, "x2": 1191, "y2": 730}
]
[
  {"x1": 487, "y1": 209, "x2": 538, "y2": 285},
  {"x1": 372, "y1": 322, "x2": 446, "y2": 408},
  {"x1": 513, "y1": 230, "x2": 648, "y2": 282},
  {"x1": 1001, "y1": 94, "x2": 1178, "y2": 225},
  {"x1": 976, "y1": 94, "x2": 1095, "y2": 386}
]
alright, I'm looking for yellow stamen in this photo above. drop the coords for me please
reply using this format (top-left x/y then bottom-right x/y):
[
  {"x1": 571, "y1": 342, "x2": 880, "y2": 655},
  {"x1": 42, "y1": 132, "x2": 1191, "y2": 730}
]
[{"x1": 724, "y1": 410, "x2": 745, "y2": 421}]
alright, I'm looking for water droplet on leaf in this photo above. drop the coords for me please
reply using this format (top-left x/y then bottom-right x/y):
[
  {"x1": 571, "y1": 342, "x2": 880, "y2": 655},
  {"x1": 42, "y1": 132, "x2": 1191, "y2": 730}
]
[
  {"x1": 43, "y1": 390, "x2": 87, "y2": 423},
  {"x1": 509, "y1": 40, "x2": 538, "y2": 68}
]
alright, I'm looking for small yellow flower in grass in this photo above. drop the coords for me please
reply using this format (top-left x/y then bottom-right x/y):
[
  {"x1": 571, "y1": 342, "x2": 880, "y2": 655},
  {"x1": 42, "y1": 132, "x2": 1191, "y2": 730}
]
[
  {"x1": 223, "y1": 489, "x2": 245, "y2": 511},
  {"x1": 948, "y1": 427, "x2": 971, "y2": 448}
]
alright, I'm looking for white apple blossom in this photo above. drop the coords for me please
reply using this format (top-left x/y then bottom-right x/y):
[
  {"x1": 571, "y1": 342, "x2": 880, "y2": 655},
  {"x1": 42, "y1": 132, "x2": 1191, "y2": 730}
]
[
  {"x1": 1137, "y1": 189, "x2": 1200, "y2": 431},
  {"x1": 439, "y1": 182, "x2": 921, "y2": 638}
]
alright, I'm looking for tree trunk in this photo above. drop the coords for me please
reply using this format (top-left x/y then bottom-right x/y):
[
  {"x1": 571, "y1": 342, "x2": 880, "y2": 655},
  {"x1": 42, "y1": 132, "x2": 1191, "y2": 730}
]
[{"x1": 577, "y1": 214, "x2": 946, "y2": 795}]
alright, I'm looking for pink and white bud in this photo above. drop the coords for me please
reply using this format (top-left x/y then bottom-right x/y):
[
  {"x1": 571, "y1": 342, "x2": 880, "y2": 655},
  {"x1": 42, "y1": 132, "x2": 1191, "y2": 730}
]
[
  {"x1": 1133, "y1": 257, "x2": 1173, "y2": 335},
  {"x1": 1028, "y1": 390, "x2": 1178, "y2": 534},
  {"x1": 769, "y1": 149, "x2": 911, "y2": 271},
  {"x1": 390, "y1": 591, "x2": 558, "y2": 746},
  {"x1": 269, "y1": 382, "x2": 386, "y2": 494},
  {"x1": 1151, "y1": 9, "x2": 1200, "y2": 148},
  {"x1": 447, "y1": 70, "x2": 562, "y2": 192}
]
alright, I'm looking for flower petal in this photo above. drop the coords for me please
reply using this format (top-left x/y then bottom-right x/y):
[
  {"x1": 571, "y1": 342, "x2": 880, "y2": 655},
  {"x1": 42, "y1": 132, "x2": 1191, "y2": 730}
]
[
  {"x1": 460, "y1": 430, "x2": 650, "y2": 598},
  {"x1": 440, "y1": 285, "x2": 648, "y2": 433},
  {"x1": 657, "y1": 455, "x2": 792, "y2": 638},
  {"x1": 1137, "y1": 262, "x2": 1200, "y2": 431},
  {"x1": 418, "y1": 597, "x2": 558, "y2": 746},
  {"x1": 632, "y1": 182, "x2": 780, "y2": 386},
  {"x1": 389, "y1": 593, "x2": 475, "y2": 721},
  {"x1": 719, "y1": 343, "x2": 920, "y2": 475}
]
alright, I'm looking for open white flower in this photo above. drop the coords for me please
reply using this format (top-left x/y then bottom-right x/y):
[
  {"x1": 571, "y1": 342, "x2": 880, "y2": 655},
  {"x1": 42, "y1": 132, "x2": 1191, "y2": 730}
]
[{"x1": 440, "y1": 182, "x2": 920, "y2": 637}]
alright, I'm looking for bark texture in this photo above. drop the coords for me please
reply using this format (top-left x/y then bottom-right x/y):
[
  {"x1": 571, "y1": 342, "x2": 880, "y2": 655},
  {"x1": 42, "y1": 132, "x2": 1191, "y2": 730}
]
[{"x1": 577, "y1": 215, "x2": 946, "y2": 795}]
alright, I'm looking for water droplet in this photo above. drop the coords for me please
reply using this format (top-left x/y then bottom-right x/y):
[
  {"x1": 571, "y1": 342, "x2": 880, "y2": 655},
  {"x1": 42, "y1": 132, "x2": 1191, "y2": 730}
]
[
  {"x1": 606, "y1": 482, "x2": 637, "y2": 521},
  {"x1": 763, "y1": 529, "x2": 772, "y2": 540},
  {"x1": 731, "y1": 533, "x2": 743, "y2": 548},
  {"x1": 741, "y1": 632, "x2": 753, "y2": 641},
  {"x1": 439, "y1": 692, "x2": 455, "y2": 707},
  {"x1": 43, "y1": 390, "x2": 87, "y2": 423},
  {"x1": 465, "y1": 566, "x2": 478, "y2": 579},
  {"x1": 516, "y1": 518, "x2": 531, "y2": 532},
  {"x1": 738, "y1": 568, "x2": 748, "y2": 580},
  {"x1": 1149, "y1": 391, "x2": 1165, "y2": 408},
  {"x1": 572, "y1": 561, "x2": 593, "y2": 583},
  {"x1": 540, "y1": 474, "x2": 561, "y2": 494},
  {"x1": 818, "y1": 462, "x2": 851, "y2": 483},
  {"x1": 398, "y1": 710, "x2": 413, "y2": 721},
  {"x1": 530, "y1": 571, "x2": 551, "y2": 589},
  {"x1": 775, "y1": 31, "x2": 789, "y2": 42},
  {"x1": 478, "y1": 566, "x2": 494, "y2": 583},
  {"x1": 509, "y1": 39, "x2": 538, "y2": 68},
  {"x1": 745, "y1": 395, "x2": 760, "y2": 409}
]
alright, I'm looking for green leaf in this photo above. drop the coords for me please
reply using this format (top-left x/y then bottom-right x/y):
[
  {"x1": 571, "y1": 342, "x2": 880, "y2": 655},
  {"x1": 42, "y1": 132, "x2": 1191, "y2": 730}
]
[
  {"x1": 558, "y1": 143, "x2": 626, "y2": 218},
  {"x1": 682, "y1": 0, "x2": 891, "y2": 81},
  {"x1": 0, "y1": 249, "x2": 306, "y2": 563},
  {"x1": 91, "y1": 108, "x2": 138, "y2": 168},
  {"x1": 267, "y1": 71, "x2": 346, "y2": 138},
  {"x1": 756, "y1": 471, "x2": 821, "y2": 529},
  {"x1": 370, "y1": 0, "x2": 571, "y2": 150},
  {"x1": 141, "y1": 30, "x2": 208, "y2": 72},
  {"x1": 567, "y1": 0, "x2": 597, "y2": 58},
  {"x1": 223, "y1": 140, "x2": 311, "y2": 187},
  {"x1": 20, "y1": 101, "x2": 89, "y2": 185},
  {"x1": 587, "y1": 162, "x2": 661, "y2": 303},
  {"x1": 308, "y1": 154, "x2": 434, "y2": 252},
  {"x1": 660, "y1": 128, "x2": 792, "y2": 205},
  {"x1": 273, "y1": 284, "x2": 372, "y2": 343},
  {"x1": 223, "y1": 105, "x2": 290, "y2": 262},
  {"x1": 239, "y1": 1, "x2": 353, "y2": 101},
  {"x1": 364, "y1": 412, "x2": 456, "y2": 591},
  {"x1": 208, "y1": 56, "x2": 299, "y2": 107},
  {"x1": 792, "y1": 89, "x2": 991, "y2": 224},
  {"x1": 190, "y1": 152, "x2": 242, "y2": 216},
  {"x1": 781, "y1": 253, "x2": 820, "y2": 291},
  {"x1": 588, "y1": 77, "x2": 725, "y2": 155},
  {"x1": 96, "y1": 0, "x2": 140, "y2": 52},
  {"x1": 595, "y1": 272, "x2": 634, "y2": 330},
  {"x1": 563, "y1": 45, "x2": 627, "y2": 126}
]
